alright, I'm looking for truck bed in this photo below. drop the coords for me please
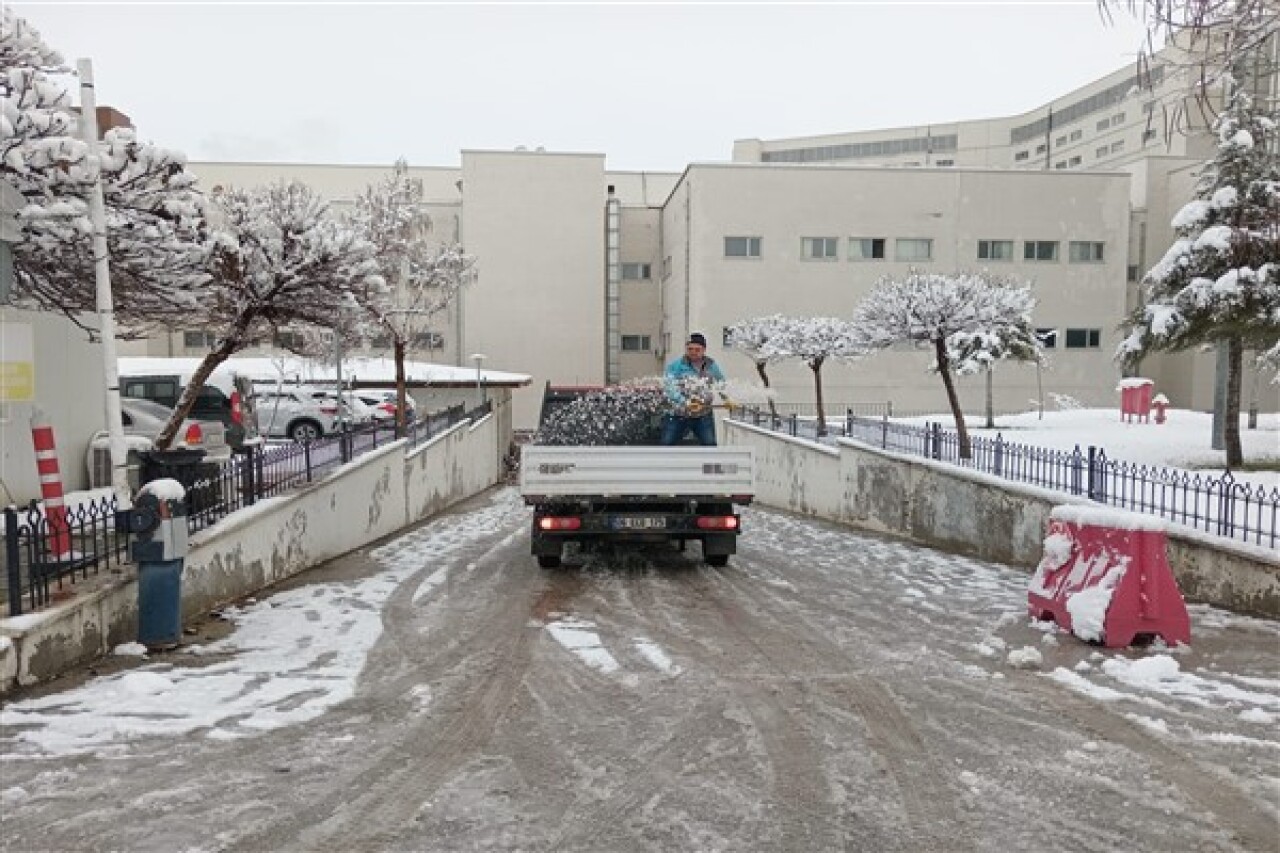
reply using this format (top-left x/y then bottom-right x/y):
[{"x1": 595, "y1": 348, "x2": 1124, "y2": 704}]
[{"x1": 520, "y1": 445, "x2": 755, "y2": 501}]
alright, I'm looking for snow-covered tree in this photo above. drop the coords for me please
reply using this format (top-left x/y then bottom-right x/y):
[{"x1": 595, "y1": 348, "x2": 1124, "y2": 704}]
[
  {"x1": 1100, "y1": 0, "x2": 1277, "y2": 135},
  {"x1": 761, "y1": 316, "x2": 867, "y2": 437},
  {"x1": 852, "y1": 271, "x2": 1042, "y2": 459},
  {"x1": 348, "y1": 160, "x2": 475, "y2": 434},
  {"x1": 1, "y1": 8, "x2": 81, "y2": 199},
  {"x1": 2, "y1": 8, "x2": 210, "y2": 337},
  {"x1": 724, "y1": 314, "x2": 788, "y2": 420},
  {"x1": 1118, "y1": 85, "x2": 1280, "y2": 467},
  {"x1": 13, "y1": 128, "x2": 210, "y2": 336},
  {"x1": 155, "y1": 181, "x2": 383, "y2": 448}
]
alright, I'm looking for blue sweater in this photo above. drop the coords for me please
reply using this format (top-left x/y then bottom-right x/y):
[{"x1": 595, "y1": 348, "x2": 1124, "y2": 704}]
[{"x1": 664, "y1": 356, "x2": 725, "y2": 415}]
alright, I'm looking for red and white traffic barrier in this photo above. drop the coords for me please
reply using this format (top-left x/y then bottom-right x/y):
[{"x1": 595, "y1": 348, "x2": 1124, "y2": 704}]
[
  {"x1": 1028, "y1": 505, "x2": 1190, "y2": 648},
  {"x1": 30, "y1": 409, "x2": 73, "y2": 561}
]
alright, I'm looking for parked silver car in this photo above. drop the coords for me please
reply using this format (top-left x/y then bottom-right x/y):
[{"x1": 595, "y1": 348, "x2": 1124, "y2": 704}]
[{"x1": 86, "y1": 398, "x2": 230, "y2": 490}]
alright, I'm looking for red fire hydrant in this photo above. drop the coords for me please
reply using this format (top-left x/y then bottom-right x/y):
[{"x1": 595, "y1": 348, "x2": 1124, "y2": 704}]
[{"x1": 1153, "y1": 393, "x2": 1170, "y2": 425}]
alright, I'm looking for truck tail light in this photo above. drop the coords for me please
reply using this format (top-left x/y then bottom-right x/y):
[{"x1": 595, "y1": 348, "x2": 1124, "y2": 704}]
[
  {"x1": 696, "y1": 515, "x2": 739, "y2": 530},
  {"x1": 538, "y1": 516, "x2": 582, "y2": 531},
  {"x1": 183, "y1": 423, "x2": 204, "y2": 447},
  {"x1": 230, "y1": 391, "x2": 243, "y2": 426}
]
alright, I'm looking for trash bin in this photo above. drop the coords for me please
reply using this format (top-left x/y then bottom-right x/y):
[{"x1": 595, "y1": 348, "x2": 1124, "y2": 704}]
[{"x1": 139, "y1": 447, "x2": 219, "y2": 517}]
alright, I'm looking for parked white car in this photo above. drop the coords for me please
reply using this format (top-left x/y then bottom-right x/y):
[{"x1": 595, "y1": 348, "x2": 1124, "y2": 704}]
[
  {"x1": 306, "y1": 389, "x2": 377, "y2": 426},
  {"x1": 253, "y1": 388, "x2": 347, "y2": 442},
  {"x1": 356, "y1": 388, "x2": 418, "y2": 424}
]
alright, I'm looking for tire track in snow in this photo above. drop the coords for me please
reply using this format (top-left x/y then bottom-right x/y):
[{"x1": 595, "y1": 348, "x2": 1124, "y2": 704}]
[
  {"x1": 610, "y1": 561, "x2": 883, "y2": 851},
  {"x1": 228, "y1": 492, "x2": 544, "y2": 852},
  {"x1": 703, "y1": 557, "x2": 970, "y2": 852}
]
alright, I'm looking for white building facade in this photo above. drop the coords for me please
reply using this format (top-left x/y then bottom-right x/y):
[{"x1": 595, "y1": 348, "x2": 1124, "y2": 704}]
[{"x1": 118, "y1": 41, "x2": 1278, "y2": 430}]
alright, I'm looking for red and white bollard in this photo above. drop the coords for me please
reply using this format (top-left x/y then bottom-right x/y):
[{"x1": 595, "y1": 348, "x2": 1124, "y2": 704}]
[{"x1": 30, "y1": 409, "x2": 74, "y2": 561}]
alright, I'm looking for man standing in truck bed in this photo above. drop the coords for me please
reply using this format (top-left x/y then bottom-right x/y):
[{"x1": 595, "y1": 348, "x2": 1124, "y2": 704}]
[{"x1": 662, "y1": 332, "x2": 727, "y2": 446}]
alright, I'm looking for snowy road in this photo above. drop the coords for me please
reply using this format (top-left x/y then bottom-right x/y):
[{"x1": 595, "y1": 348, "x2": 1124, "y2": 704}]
[{"x1": 2, "y1": 488, "x2": 1277, "y2": 852}]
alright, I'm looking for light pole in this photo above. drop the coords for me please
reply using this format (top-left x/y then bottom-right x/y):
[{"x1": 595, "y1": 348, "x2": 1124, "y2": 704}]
[{"x1": 469, "y1": 352, "x2": 486, "y2": 408}]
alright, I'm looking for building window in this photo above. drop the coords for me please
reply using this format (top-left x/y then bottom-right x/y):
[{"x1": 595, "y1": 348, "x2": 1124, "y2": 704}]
[
  {"x1": 1023, "y1": 241, "x2": 1059, "y2": 262},
  {"x1": 724, "y1": 236, "x2": 762, "y2": 258},
  {"x1": 1142, "y1": 128, "x2": 1158, "y2": 144},
  {"x1": 1069, "y1": 241, "x2": 1105, "y2": 263},
  {"x1": 895, "y1": 238, "x2": 933, "y2": 262},
  {"x1": 1069, "y1": 155, "x2": 1082, "y2": 166},
  {"x1": 935, "y1": 159, "x2": 954, "y2": 167},
  {"x1": 1096, "y1": 146, "x2": 1109, "y2": 158},
  {"x1": 1096, "y1": 118, "x2": 1111, "y2": 132},
  {"x1": 1065, "y1": 328, "x2": 1102, "y2": 349},
  {"x1": 1110, "y1": 140, "x2": 1125, "y2": 154},
  {"x1": 1113, "y1": 111, "x2": 1126, "y2": 124},
  {"x1": 1036, "y1": 328, "x2": 1058, "y2": 349},
  {"x1": 849, "y1": 237, "x2": 886, "y2": 260},
  {"x1": 183, "y1": 331, "x2": 217, "y2": 349},
  {"x1": 977, "y1": 239, "x2": 1014, "y2": 261},
  {"x1": 370, "y1": 334, "x2": 392, "y2": 349},
  {"x1": 1035, "y1": 143, "x2": 1047, "y2": 154},
  {"x1": 273, "y1": 330, "x2": 306, "y2": 350},
  {"x1": 1054, "y1": 161, "x2": 1068, "y2": 170},
  {"x1": 1070, "y1": 129, "x2": 1083, "y2": 142},
  {"x1": 412, "y1": 331, "x2": 445, "y2": 348},
  {"x1": 621, "y1": 262, "x2": 652, "y2": 280},
  {"x1": 801, "y1": 237, "x2": 838, "y2": 260},
  {"x1": 1014, "y1": 150, "x2": 1030, "y2": 162},
  {"x1": 1055, "y1": 135, "x2": 1068, "y2": 147},
  {"x1": 621, "y1": 335, "x2": 651, "y2": 352}
]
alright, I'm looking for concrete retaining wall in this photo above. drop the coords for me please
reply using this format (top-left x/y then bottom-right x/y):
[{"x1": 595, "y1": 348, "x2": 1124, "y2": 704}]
[
  {"x1": 0, "y1": 415, "x2": 503, "y2": 694},
  {"x1": 726, "y1": 420, "x2": 1280, "y2": 619}
]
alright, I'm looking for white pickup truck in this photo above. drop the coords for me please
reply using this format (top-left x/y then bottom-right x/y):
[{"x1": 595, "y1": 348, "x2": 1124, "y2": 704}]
[{"x1": 520, "y1": 444, "x2": 756, "y2": 568}]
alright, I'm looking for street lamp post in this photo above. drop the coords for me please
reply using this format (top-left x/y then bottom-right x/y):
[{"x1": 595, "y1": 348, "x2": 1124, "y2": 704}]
[{"x1": 469, "y1": 353, "x2": 486, "y2": 409}]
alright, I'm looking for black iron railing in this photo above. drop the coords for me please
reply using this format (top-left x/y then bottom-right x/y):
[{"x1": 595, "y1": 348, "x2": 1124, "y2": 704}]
[
  {"x1": 2, "y1": 494, "x2": 131, "y2": 616},
  {"x1": 3, "y1": 401, "x2": 494, "y2": 617},
  {"x1": 732, "y1": 406, "x2": 1280, "y2": 549}
]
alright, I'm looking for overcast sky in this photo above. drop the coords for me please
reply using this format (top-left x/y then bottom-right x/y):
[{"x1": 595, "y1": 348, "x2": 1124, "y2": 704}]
[{"x1": 23, "y1": 1, "x2": 1153, "y2": 172}]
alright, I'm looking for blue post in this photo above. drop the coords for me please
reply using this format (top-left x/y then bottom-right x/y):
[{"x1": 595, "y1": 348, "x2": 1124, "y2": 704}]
[{"x1": 129, "y1": 485, "x2": 189, "y2": 651}]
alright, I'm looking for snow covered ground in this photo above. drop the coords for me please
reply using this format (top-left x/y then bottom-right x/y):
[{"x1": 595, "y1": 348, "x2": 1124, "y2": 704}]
[
  {"x1": 0, "y1": 491, "x2": 526, "y2": 759},
  {"x1": 0, "y1": 490, "x2": 1275, "y2": 850},
  {"x1": 896, "y1": 408, "x2": 1279, "y2": 489},
  {"x1": 2, "y1": 491, "x2": 1274, "y2": 765}
]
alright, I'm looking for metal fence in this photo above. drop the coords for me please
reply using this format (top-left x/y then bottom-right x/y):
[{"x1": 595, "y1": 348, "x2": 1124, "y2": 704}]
[
  {"x1": 3, "y1": 401, "x2": 492, "y2": 617},
  {"x1": 734, "y1": 406, "x2": 1280, "y2": 550},
  {"x1": 3, "y1": 494, "x2": 131, "y2": 616}
]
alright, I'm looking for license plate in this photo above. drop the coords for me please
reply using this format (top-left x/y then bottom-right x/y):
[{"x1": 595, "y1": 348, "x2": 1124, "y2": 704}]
[{"x1": 614, "y1": 516, "x2": 666, "y2": 530}]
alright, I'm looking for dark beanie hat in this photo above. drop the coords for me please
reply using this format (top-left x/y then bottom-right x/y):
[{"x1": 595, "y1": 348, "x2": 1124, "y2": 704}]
[{"x1": 688, "y1": 332, "x2": 707, "y2": 347}]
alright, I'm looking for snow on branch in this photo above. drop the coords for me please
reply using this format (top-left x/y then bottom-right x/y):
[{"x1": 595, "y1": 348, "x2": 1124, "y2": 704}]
[{"x1": 852, "y1": 270, "x2": 1042, "y2": 374}]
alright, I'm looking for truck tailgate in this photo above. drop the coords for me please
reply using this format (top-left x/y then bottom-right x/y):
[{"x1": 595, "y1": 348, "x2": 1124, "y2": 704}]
[{"x1": 520, "y1": 446, "x2": 756, "y2": 499}]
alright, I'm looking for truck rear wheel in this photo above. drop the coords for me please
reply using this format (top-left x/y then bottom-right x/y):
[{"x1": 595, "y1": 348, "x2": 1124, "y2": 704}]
[
  {"x1": 705, "y1": 554, "x2": 729, "y2": 568},
  {"x1": 537, "y1": 554, "x2": 562, "y2": 569}
]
